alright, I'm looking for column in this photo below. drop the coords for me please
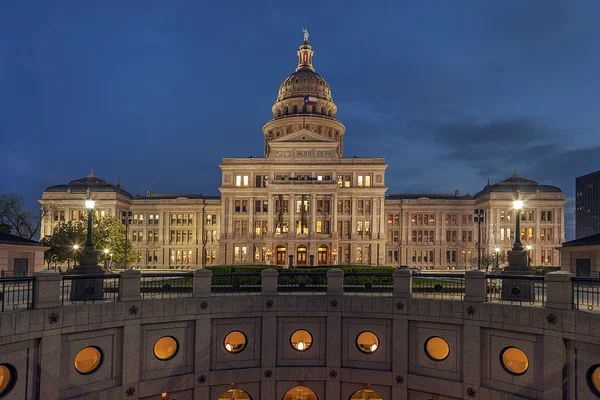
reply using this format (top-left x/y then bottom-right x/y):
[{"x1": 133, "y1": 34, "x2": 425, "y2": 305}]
[
  {"x1": 227, "y1": 197, "x2": 233, "y2": 239},
  {"x1": 267, "y1": 195, "x2": 274, "y2": 237},
  {"x1": 249, "y1": 196, "x2": 255, "y2": 240},
  {"x1": 332, "y1": 194, "x2": 338, "y2": 234},
  {"x1": 289, "y1": 194, "x2": 295, "y2": 235},
  {"x1": 311, "y1": 194, "x2": 316, "y2": 237}
]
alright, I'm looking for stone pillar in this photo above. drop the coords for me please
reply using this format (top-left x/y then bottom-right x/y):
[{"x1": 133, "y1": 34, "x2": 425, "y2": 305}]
[
  {"x1": 393, "y1": 269, "x2": 412, "y2": 297},
  {"x1": 39, "y1": 333, "x2": 61, "y2": 400},
  {"x1": 249, "y1": 196, "x2": 255, "y2": 240},
  {"x1": 332, "y1": 194, "x2": 338, "y2": 236},
  {"x1": 311, "y1": 194, "x2": 316, "y2": 237},
  {"x1": 289, "y1": 194, "x2": 295, "y2": 235},
  {"x1": 267, "y1": 195, "x2": 274, "y2": 237},
  {"x1": 118, "y1": 269, "x2": 141, "y2": 302},
  {"x1": 193, "y1": 268, "x2": 213, "y2": 298},
  {"x1": 261, "y1": 268, "x2": 279, "y2": 295},
  {"x1": 34, "y1": 270, "x2": 61, "y2": 309},
  {"x1": 327, "y1": 269, "x2": 344, "y2": 295},
  {"x1": 464, "y1": 270, "x2": 486, "y2": 302},
  {"x1": 545, "y1": 271, "x2": 573, "y2": 310}
]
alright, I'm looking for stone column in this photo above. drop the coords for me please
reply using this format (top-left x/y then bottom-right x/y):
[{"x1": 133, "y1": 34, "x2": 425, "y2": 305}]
[
  {"x1": 464, "y1": 270, "x2": 486, "y2": 302},
  {"x1": 39, "y1": 333, "x2": 61, "y2": 400},
  {"x1": 261, "y1": 268, "x2": 279, "y2": 296},
  {"x1": 267, "y1": 195, "x2": 274, "y2": 237},
  {"x1": 289, "y1": 194, "x2": 295, "y2": 235},
  {"x1": 311, "y1": 194, "x2": 316, "y2": 237},
  {"x1": 34, "y1": 270, "x2": 61, "y2": 309},
  {"x1": 227, "y1": 197, "x2": 233, "y2": 239},
  {"x1": 545, "y1": 271, "x2": 573, "y2": 310},
  {"x1": 193, "y1": 268, "x2": 213, "y2": 298},
  {"x1": 332, "y1": 194, "x2": 338, "y2": 237},
  {"x1": 249, "y1": 196, "x2": 255, "y2": 240},
  {"x1": 118, "y1": 269, "x2": 141, "y2": 302},
  {"x1": 393, "y1": 269, "x2": 412, "y2": 297},
  {"x1": 326, "y1": 269, "x2": 344, "y2": 295}
]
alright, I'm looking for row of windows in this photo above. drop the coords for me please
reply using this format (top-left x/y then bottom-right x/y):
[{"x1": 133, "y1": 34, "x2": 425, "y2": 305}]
[{"x1": 125, "y1": 214, "x2": 218, "y2": 226}]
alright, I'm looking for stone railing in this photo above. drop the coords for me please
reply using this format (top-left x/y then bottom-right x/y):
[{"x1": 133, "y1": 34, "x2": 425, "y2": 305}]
[{"x1": 15, "y1": 269, "x2": 582, "y2": 312}]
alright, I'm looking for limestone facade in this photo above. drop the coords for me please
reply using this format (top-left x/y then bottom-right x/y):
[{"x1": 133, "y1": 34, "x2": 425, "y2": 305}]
[{"x1": 39, "y1": 36, "x2": 567, "y2": 270}]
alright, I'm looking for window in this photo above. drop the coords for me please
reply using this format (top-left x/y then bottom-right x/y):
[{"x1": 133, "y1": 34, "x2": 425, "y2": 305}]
[
  {"x1": 206, "y1": 214, "x2": 216, "y2": 225},
  {"x1": 235, "y1": 175, "x2": 249, "y2": 187},
  {"x1": 205, "y1": 249, "x2": 216, "y2": 264},
  {"x1": 325, "y1": 151, "x2": 331, "y2": 157},
  {"x1": 284, "y1": 151, "x2": 290, "y2": 157},
  {"x1": 154, "y1": 336, "x2": 179, "y2": 360},
  {"x1": 223, "y1": 331, "x2": 247, "y2": 353},
  {"x1": 317, "y1": 151, "x2": 323, "y2": 157},
  {"x1": 446, "y1": 250, "x2": 456, "y2": 263},
  {"x1": 446, "y1": 230, "x2": 457, "y2": 243},
  {"x1": 290, "y1": 329, "x2": 312, "y2": 351},
  {"x1": 234, "y1": 246, "x2": 247, "y2": 262},
  {"x1": 500, "y1": 228, "x2": 505, "y2": 241},
  {"x1": 528, "y1": 210, "x2": 535, "y2": 222},
  {"x1": 462, "y1": 231, "x2": 473, "y2": 243},
  {"x1": 305, "y1": 151, "x2": 311, "y2": 157},
  {"x1": 0, "y1": 364, "x2": 16, "y2": 397},
  {"x1": 587, "y1": 365, "x2": 600, "y2": 397},
  {"x1": 255, "y1": 174, "x2": 268, "y2": 187},
  {"x1": 500, "y1": 347, "x2": 529, "y2": 375},
  {"x1": 356, "y1": 331, "x2": 379, "y2": 353},
  {"x1": 500, "y1": 210, "x2": 505, "y2": 221},
  {"x1": 356, "y1": 246, "x2": 363, "y2": 262},
  {"x1": 296, "y1": 199, "x2": 310, "y2": 213},
  {"x1": 148, "y1": 214, "x2": 159, "y2": 224},
  {"x1": 528, "y1": 228, "x2": 534, "y2": 241},
  {"x1": 74, "y1": 347, "x2": 103, "y2": 375},
  {"x1": 425, "y1": 337, "x2": 450, "y2": 361},
  {"x1": 445, "y1": 214, "x2": 457, "y2": 225},
  {"x1": 296, "y1": 151, "x2": 303, "y2": 157}
]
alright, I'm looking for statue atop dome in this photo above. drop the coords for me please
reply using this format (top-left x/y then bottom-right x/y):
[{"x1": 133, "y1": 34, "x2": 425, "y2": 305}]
[{"x1": 302, "y1": 27, "x2": 309, "y2": 43}]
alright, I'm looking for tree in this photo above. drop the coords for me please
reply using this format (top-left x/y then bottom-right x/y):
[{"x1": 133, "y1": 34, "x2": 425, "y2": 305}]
[
  {"x1": 0, "y1": 193, "x2": 55, "y2": 240},
  {"x1": 45, "y1": 216, "x2": 135, "y2": 268},
  {"x1": 470, "y1": 253, "x2": 508, "y2": 272}
]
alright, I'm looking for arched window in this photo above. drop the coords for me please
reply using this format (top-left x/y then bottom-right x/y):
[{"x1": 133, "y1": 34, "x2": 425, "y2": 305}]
[
  {"x1": 285, "y1": 107, "x2": 289, "y2": 115},
  {"x1": 293, "y1": 105, "x2": 298, "y2": 114},
  {"x1": 283, "y1": 386, "x2": 318, "y2": 400},
  {"x1": 217, "y1": 389, "x2": 252, "y2": 400},
  {"x1": 312, "y1": 106, "x2": 316, "y2": 113},
  {"x1": 320, "y1": 107, "x2": 325, "y2": 114},
  {"x1": 349, "y1": 389, "x2": 382, "y2": 400}
]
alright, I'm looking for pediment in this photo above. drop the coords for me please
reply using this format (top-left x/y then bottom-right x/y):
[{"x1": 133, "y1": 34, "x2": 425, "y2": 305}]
[{"x1": 271, "y1": 129, "x2": 337, "y2": 143}]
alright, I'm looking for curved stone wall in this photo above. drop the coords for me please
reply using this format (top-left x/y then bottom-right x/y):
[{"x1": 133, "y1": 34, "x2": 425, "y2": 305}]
[{"x1": 1, "y1": 287, "x2": 600, "y2": 400}]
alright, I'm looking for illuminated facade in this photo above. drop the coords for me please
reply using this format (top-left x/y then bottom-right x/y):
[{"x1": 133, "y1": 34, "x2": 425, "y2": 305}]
[{"x1": 40, "y1": 35, "x2": 567, "y2": 269}]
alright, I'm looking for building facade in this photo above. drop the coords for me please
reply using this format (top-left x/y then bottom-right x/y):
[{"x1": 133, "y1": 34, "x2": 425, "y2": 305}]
[
  {"x1": 576, "y1": 170, "x2": 600, "y2": 239},
  {"x1": 40, "y1": 36, "x2": 567, "y2": 269}
]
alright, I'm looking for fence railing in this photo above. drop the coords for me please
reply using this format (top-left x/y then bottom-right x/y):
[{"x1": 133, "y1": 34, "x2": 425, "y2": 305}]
[
  {"x1": 61, "y1": 274, "x2": 120, "y2": 305},
  {"x1": 211, "y1": 272, "x2": 261, "y2": 295},
  {"x1": 572, "y1": 277, "x2": 600, "y2": 311},
  {"x1": 343, "y1": 272, "x2": 393, "y2": 296},
  {"x1": 0, "y1": 277, "x2": 35, "y2": 312},
  {"x1": 486, "y1": 275, "x2": 546, "y2": 306},
  {"x1": 141, "y1": 272, "x2": 193, "y2": 299},
  {"x1": 277, "y1": 272, "x2": 327, "y2": 294},
  {"x1": 412, "y1": 273, "x2": 465, "y2": 300}
]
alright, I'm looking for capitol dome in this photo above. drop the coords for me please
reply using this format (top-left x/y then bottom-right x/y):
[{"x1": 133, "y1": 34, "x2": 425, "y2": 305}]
[{"x1": 276, "y1": 69, "x2": 333, "y2": 103}]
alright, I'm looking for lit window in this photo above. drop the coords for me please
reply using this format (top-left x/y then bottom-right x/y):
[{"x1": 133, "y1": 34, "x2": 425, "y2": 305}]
[
  {"x1": 74, "y1": 346, "x2": 103, "y2": 374},
  {"x1": 297, "y1": 151, "x2": 303, "y2": 157},
  {"x1": 500, "y1": 347, "x2": 529, "y2": 375},
  {"x1": 587, "y1": 365, "x2": 600, "y2": 397},
  {"x1": 283, "y1": 386, "x2": 318, "y2": 400},
  {"x1": 425, "y1": 337, "x2": 450, "y2": 361},
  {"x1": 154, "y1": 336, "x2": 179, "y2": 360},
  {"x1": 217, "y1": 389, "x2": 252, "y2": 400},
  {"x1": 223, "y1": 331, "x2": 247, "y2": 353},
  {"x1": 356, "y1": 331, "x2": 379, "y2": 353},
  {"x1": 0, "y1": 364, "x2": 16, "y2": 397},
  {"x1": 284, "y1": 151, "x2": 290, "y2": 157},
  {"x1": 350, "y1": 390, "x2": 382, "y2": 400},
  {"x1": 290, "y1": 329, "x2": 313, "y2": 351},
  {"x1": 305, "y1": 151, "x2": 311, "y2": 156}
]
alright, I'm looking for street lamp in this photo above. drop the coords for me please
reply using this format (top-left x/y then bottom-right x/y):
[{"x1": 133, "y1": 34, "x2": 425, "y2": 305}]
[
  {"x1": 73, "y1": 244, "x2": 80, "y2": 267},
  {"x1": 512, "y1": 200, "x2": 524, "y2": 251},
  {"x1": 84, "y1": 197, "x2": 95, "y2": 249},
  {"x1": 526, "y1": 245, "x2": 532, "y2": 268},
  {"x1": 121, "y1": 211, "x2": 132, "y2": 269},
  {"x1": 103, "y1": 249, "x2": 110, "y2": 270},
  {"x1": 495, "y1": 247, "x2": 501, "y2": 271},
  {"x1": 474, "y1": 209, "x2": 485, "y2": 270}
]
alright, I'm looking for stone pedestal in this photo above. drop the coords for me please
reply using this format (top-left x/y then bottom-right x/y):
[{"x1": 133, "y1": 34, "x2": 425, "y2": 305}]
[
  {"x1": 326, "y1": 269, "x2": 344, "y2": 295},
  {"x1": 69, "y1": 247, "x2": 105, "y2": 301},
  {"x1": 501, "y1": 250, "x2": 534, "y2": 301},
  {"x1": 393, "y1": 269, "x2": 412, "y2": 297}
]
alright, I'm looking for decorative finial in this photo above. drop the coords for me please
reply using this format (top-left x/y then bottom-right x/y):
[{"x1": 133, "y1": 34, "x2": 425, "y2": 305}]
[
  {"x1": 302, "y1": 27, "x2": 309, "y2": 43},
  {"x1": 487, "y1": 177, "x2": 491, "y2": 185},
  {"x1": 117, "y1": 177, "x2": 121, "y2": 186},
  {"x1": 512, "y1": 169, "x2": 518, "y2": 177},
  {"x1": 88, "y1": 169, "x2": 95, "y2": 178}
]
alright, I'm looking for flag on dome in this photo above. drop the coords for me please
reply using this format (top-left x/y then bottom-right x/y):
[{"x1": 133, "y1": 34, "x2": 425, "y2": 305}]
[{"x1": 304, "y1": 96, "x2": 318, "y2": 106}]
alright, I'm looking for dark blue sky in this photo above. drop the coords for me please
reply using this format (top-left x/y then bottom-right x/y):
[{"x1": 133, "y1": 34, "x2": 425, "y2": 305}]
[{"x1": 2, "y1": 0, "x2": 599, "y2": 240}]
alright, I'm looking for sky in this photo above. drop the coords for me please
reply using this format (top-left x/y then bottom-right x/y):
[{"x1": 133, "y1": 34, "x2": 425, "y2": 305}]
[{"x1": 1, "y1": 0, "x2": 599, "y2": 240}]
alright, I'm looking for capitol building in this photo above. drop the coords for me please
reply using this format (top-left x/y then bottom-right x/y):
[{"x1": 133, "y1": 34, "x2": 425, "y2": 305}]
[{"x1": 40, "y1": 35, "x2": 566, "y2": 270}]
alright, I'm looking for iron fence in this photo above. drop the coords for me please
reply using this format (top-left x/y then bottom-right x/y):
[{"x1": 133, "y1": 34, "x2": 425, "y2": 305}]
[
  {"x1": 343, "y1": 272, "x2": 393, "y2": 296},
  {"x1": 572, "y1": 277, "x2": 600, "y2": 311},
  {"x1": 211, "y1": 272, "x2": 261, "y2": 295},
  {"x1": 278, "y1": 272, "x2": 327, "y2": 294},
  {"x1": 140, "y1": 273, "x2": 193, "y2": 299},
  {"x1": 61, "y1": 274, "x2": 120, "y2": 305},
  {"x1": 486, "y1": 275, "x2": 545, "y2": 306},
  {"x1": 0, "y1": 277, "x2": 35, "y2": 312},
  {"x1": 411, "y1": 273, "x2": 465, "y2": 300}
]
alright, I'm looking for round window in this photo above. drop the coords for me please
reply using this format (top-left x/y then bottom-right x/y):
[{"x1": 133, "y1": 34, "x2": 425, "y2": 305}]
[
  {"x1": 217, "y1": 389, "x2": 252, "y2": 400},
  {"x1": 154, "y1": 336, "x2": 179, "y2": 361},
  {"x1": 587, "y1": 364, "x2": 600, "y2": 397},
  {"x1": 350, "y1": 389, "x2": 383, "y2": 399},
  {"x1": 500, "y1": 347, "x2": 529, "y2": 375},
  {"x1": 283, "y1": 386, "x2": 318, "y2": 400},
  {"x1": 424, "y1": 337, "x2": 450, "y2": 361},
  {"x1": 356, "y1": 331, "x2": 380, "y2": 354},
  {"x1": 224, "y1": 331, "x2": 247, "y2": 353},
  {"x1": 74, "y1": 346, "x2": 103, "y2": 374},
  {"x1": 290, "y1": 329, "x2": 313, "y2": 352},
  {"x1": 0, "y1": 364, "x2": 17, "y2": 397}
]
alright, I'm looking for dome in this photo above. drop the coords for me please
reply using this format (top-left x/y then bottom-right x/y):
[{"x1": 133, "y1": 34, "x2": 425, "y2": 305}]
[
  {"x1": 473, "y1": 172, "x2": 561, "y2": 199},
  {"x1": 277, "y1": 69, "x2": 333, "y2": 102},
  {"x1": 44, "y1": 171, "x2": 132, "y2": 198}
]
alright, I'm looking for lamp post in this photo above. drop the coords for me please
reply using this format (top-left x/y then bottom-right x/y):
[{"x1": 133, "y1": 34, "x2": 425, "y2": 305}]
[
  {"x1": 103, "y1": 249, "x2": 110, "y2": 270},
  {"x1": 526, "y1": 245, "x2": 532, "y2": 268},
  {"x1": 474, "y1": 209, "x2": 485, "y2": 270},
  {"x1": 73, "y1": 244, "x2": 79, "y2": 267},
  {"x1": 512, "y1": 200, "x2": 524, "y2": 251},
  {"x1": 121, "y1": 211, "x2": 132, "y2": 269},
  {"x1": 84, "y1": 197, "x2": 95, "y2": 250},
  {"x1": 495, "y1": 247, "x2": 500, "y2": 271}
]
